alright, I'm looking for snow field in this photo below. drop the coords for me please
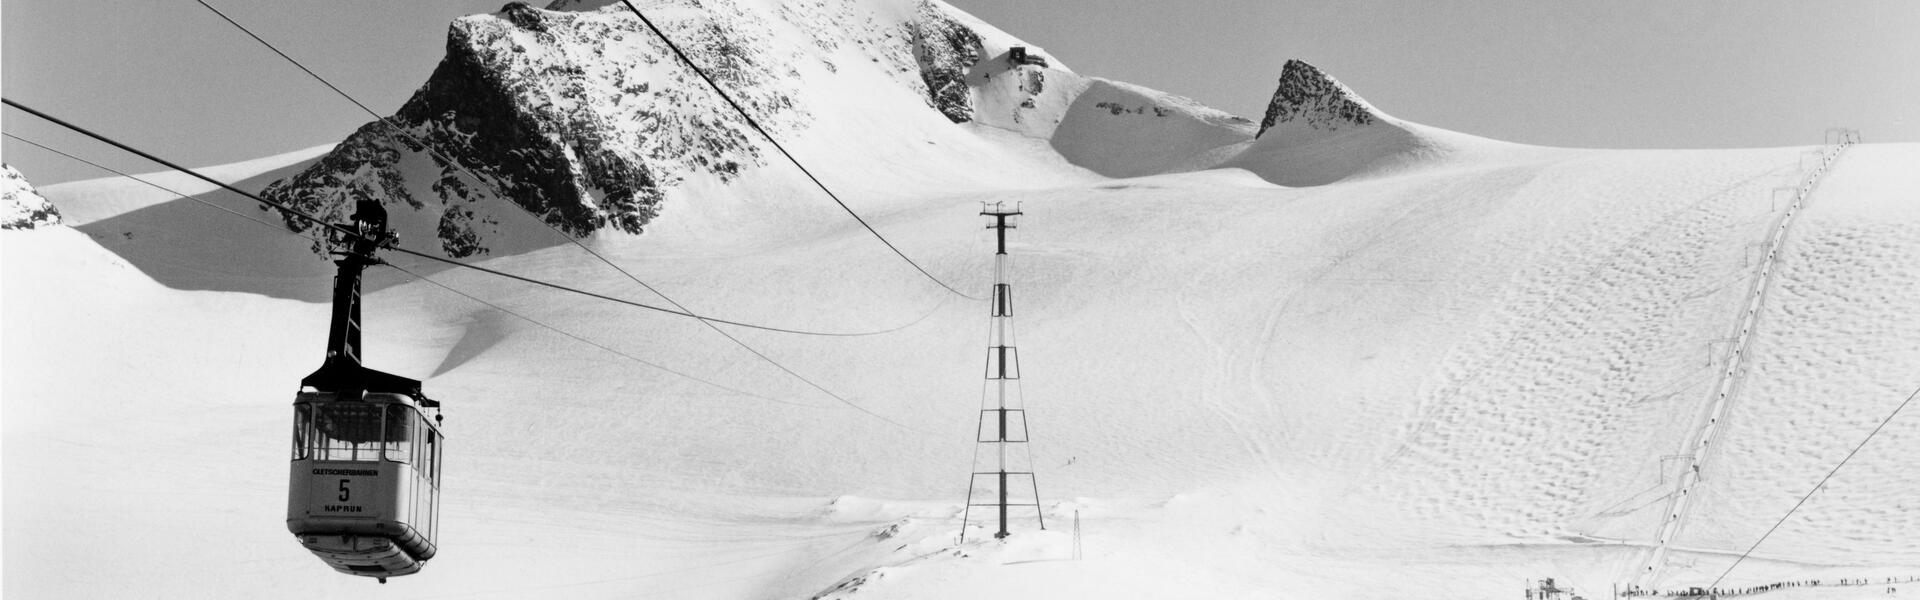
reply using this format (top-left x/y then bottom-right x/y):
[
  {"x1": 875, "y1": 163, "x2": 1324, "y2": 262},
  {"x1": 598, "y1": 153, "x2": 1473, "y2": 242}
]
[
  {"x1": 14, "y1": 141, "x2": 1920, "y2": 599},
  {"x1": 1664, "y1": 143, "x2": 1920, "y2": 582},
  {"x1": 6, "y1": 1, "x2": 1919, "y2": 595}
]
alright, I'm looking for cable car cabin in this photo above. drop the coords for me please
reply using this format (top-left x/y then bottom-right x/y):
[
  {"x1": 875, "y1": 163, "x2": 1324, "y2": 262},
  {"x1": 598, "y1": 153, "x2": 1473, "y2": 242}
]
[
  {"x1": 289, "y1": 217, "x2": 443, "y2": 581},
  {"x1": 288, "y1": 390, "x2": 442, "y2": 580}
]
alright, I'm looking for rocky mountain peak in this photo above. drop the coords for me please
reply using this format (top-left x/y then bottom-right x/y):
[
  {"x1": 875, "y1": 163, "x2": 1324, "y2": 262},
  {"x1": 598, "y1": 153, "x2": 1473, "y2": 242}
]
[
  {"x1": 260, "y1": 0, "x2": 1004, "y2": 258},
  {"x1": 1255, "y1": 59, "x2": 1381, "y2": 138},
  {"x1": 261, "y1": 3, "x2": 814, "y2": 257}
]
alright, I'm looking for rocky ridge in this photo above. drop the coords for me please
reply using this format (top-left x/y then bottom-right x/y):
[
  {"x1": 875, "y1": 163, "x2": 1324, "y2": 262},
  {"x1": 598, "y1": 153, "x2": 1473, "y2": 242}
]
[
  {"x1": 2, "y1": 163, "x2": 62, "y2": 230},
  {"x1": 262, "y1": 0, "x2": 998, "y2": 257},
  {"x1": 262, "y1": 2, "x2": 1455, "y2": 254},
  {"x1": 904, "y1": 1, "x2": 983, "y2": 123},
  {"x1": 1217, "y1": 57, "x2": 1491, "y2": 187},
  {"x1": 1256, "y1": 59, "x2": 1380, "y2": 138}
]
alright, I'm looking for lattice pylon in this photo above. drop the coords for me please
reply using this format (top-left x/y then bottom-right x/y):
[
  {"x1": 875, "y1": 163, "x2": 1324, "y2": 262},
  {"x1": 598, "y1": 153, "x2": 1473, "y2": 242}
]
[{"x1": 961, "y1": 202, "x2": 1045, "y2": 542}]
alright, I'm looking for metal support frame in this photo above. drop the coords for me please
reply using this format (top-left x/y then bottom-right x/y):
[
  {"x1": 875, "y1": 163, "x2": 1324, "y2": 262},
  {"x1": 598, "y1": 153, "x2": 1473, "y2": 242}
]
[
  {"x1": 960, "y1": 202, "x2": 1045, "y2": 542},
  {"x1": 299, "y1": 220, "x2": 433, "y2": 406}
]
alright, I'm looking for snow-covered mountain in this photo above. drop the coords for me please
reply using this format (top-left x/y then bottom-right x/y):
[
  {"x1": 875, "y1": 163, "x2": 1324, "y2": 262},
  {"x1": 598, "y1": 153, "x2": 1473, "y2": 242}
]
[
  {"x1": 1, "y1": 163, "x2": 61, "y2": 229},
  {"x1": 263, "y1": 0, "x2": 1497, "y2": 258},
  {"x1": 7, "y1": 1, "x2": 1920, "y2": 599},
  {"x1": 260, "y1": 0, "x2": 1055, "y2": 258},
  {"x1": 1217, "y1": 58, "x2": 1531, "y2": 186}
]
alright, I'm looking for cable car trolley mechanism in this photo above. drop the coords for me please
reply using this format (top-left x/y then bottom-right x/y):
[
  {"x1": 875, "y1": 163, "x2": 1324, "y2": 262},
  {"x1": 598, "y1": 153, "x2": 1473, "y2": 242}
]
[{"x1": 287, "y1": 206, "x2": 444, "y2": 583}]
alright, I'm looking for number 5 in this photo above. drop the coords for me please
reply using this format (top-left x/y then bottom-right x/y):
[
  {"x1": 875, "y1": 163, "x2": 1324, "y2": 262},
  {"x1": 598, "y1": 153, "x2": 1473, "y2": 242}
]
[{"x1": 338, "y1": 479, "x2": 351, "y2": 501}]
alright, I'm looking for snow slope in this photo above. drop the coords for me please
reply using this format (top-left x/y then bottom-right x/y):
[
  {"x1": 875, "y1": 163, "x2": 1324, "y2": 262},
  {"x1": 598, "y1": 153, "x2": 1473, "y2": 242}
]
[
  {"x1": 13, "y1": 139, "x2": 1920, "y2": 598},
  {"x1": 258, "y1": 0, "x2": 1092, "y2": 262},
  {"x1": 7, "y1": 1, "x2": 1920, "y2": 599},
  {"x1": 1049, "y1": 79, "x2": 1258, "y2": 178},
  {"x1": 1218, "y1": 59, "x2": 1542, "y2": 187},
  {"x1": 36, "y1": 145, "x2": 341, "y2": 299}
]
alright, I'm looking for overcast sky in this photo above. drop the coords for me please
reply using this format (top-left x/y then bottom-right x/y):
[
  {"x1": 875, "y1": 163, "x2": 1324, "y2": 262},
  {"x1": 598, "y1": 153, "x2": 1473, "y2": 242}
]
[{"x1": 5, "y1": 0, "x2": 1917, "y2": 185}]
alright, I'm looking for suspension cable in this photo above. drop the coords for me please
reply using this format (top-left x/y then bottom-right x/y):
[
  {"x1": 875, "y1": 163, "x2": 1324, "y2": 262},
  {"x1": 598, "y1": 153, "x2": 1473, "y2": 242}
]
[
  {"x1": 164, "y1": 4, "x2": 936, "y2": 427},
  {"x1": 188, "y1": 0, "x2": 385, "y2": 118},
  {"x1": 189, "y1": 0, "x2": 693, "y2": 308},
  {"x1": 5, "y1": 132, "x2": 292, "y2": 232},
  {"x1": 183, "y1": 0, "x2": 956, "y2": 342},
  {"x1": 613, "y1": 0, "x2": 976, "y2": 300},
  {"x1": 1706, "y1": 384, "x2": 1918, "y2": 589},
  {"x1": 383, "y1": 260, "x2": 815, "y2": 407},
  {"x1": 4, "y1": 130, "x2": 799, "y2": 405},
  {"x1": 181, "y1": 0, "x2": 940, "y2": 339},
  {"x1": 5, "y1": 98, "x2": 918, "y2": 428},
  {"x1": 3, "y1": 96, "x2": 894, "y2": 338}
]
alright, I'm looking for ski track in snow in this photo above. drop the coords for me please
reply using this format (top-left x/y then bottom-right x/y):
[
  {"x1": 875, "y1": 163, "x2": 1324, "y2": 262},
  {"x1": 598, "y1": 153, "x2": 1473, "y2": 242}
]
[
  {"x1": 1636, "y1": 140, "x2": 1852, "y2": 586},
  {"x1": 1341, "y1": 149, "x2": 1831, "y2": 553},
  {"x1": 1657, "y1": 143, "x2": 1920, "y2": 585}
]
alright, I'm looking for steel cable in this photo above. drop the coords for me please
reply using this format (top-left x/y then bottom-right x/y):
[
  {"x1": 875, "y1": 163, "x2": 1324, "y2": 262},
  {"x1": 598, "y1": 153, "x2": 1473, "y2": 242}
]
[
  {"x1": 3, "y1": 130, "x2": 802, "y2": 406},
  {"x1": 4, "y1": 98, "x2": 923, "y2": 428},
  {"x1": 614, "y1": 0, "x2": 978, "y2": 300}
]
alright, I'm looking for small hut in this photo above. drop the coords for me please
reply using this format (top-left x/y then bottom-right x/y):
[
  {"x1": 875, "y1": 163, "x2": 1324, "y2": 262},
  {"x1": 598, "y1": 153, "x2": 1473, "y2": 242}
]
[{"x1": 1007, "y1": 46, "x2": 1049, "y2": 68}]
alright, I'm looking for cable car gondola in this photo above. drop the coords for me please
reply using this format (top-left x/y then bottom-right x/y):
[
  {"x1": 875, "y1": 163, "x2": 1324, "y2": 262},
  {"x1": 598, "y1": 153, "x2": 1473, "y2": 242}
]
[{"x1": 287, "y1": 209, "x2": 444, "y2": 582}]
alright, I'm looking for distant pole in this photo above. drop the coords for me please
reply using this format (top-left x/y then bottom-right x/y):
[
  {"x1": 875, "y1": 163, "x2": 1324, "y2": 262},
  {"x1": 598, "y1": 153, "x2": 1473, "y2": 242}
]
[
  {"x1": 960, "y1": 202, "x2": 1045, "y2": 543},
  {"x1": 1072, "y1": 509, "x2": 1083, "y2": 560}
]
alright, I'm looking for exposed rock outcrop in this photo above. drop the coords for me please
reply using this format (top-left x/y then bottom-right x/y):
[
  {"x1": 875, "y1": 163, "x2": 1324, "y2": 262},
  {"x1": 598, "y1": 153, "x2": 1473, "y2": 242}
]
[
  {"x1": 905, "y1": 0, "x2": 984, "y2": 123},
  {"x1": 2, "y1": 164, "x2": 62, "y2": 230},
  {"x1": 257, "y1": 0, "x2": 1081, "y2": 257},
  {"x1": 1256, "y1": 59, "x2": 1379, "y2": 138},
  {"x1": 1223, "y1": 58, "x2": 1482, "y2": 187},
  {"x1": 261, "y1": 3, "x2": 808, "y2": 256}
]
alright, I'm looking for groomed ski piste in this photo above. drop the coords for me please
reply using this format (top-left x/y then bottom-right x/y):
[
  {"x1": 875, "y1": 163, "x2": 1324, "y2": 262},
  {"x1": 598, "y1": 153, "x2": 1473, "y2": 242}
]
[{"x1": 5, "y1": 1, "x2": 1919, "y2": 598}]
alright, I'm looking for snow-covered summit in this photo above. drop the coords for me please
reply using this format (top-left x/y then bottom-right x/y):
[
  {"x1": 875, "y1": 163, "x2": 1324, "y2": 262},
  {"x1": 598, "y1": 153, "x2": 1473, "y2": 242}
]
[
  {"x1": 1219, "y1": 58, "x2": 1526, "y2": 186},
  {"x1": 269, "y1": 0, "x2": 1560, "y2": 254},
  {"x1": 1, "y1": 163, "x2": 62, "y2": 230},
  {"x1": 262, "y1": 2, "x2": 815, "y2": 257},
  {"x1": 260, "y1": 0, "x2": 1051, "y2": 258},
  {"x1": 982, "y1": 55, "x2": 1529, "y2": 185}
]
